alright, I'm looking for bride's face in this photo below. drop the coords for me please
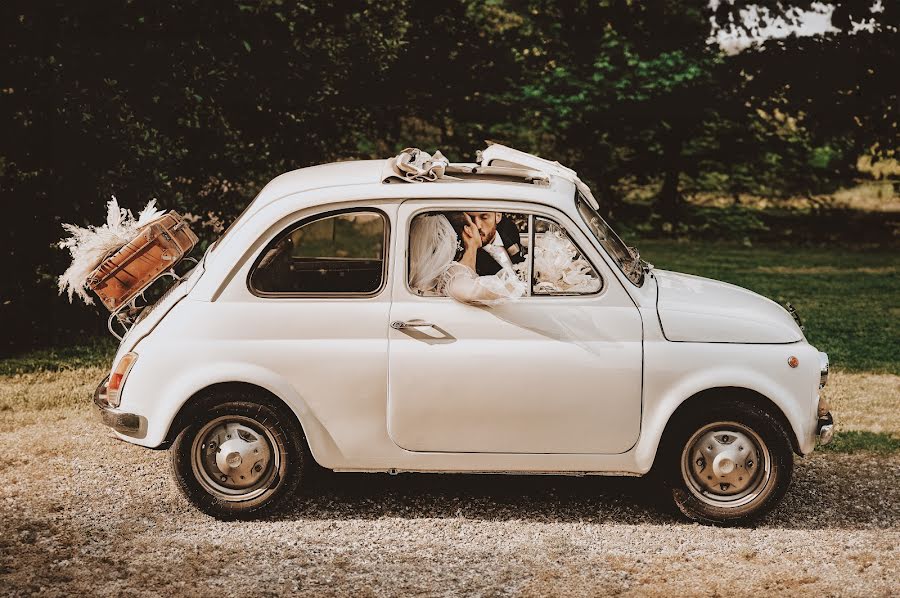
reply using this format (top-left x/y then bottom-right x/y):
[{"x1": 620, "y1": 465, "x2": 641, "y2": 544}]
[{"x1": 465, "y1": 212, "x2": 500, "y2": 245}]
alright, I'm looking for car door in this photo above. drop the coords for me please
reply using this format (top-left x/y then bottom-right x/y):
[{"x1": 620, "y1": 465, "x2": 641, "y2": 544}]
[
  {"x1": 212, "y1": 205, "x2": 394, "y2": 450},
  {"x1": 387, "y1": 200, "x2": 643, "y2": 454}
]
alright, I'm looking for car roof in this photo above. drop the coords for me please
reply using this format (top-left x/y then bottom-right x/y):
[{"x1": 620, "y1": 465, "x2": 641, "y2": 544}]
[
  {"x1": 251, "y1": 157, "x2": 577, "y2": 214},
  {"x1": 254, "y1": 159, "x2": 386, "y2": 204}
]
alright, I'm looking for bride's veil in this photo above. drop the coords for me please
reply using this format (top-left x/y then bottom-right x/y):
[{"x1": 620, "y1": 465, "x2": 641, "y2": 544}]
[{"x1": 409, "y1": 213, "x2": 457, "y2": 293}]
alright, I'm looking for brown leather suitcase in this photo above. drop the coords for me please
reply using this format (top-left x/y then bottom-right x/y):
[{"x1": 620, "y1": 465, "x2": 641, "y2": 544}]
[{"x1": 87, "y1": 212, "x2": 199, "y2": 312}]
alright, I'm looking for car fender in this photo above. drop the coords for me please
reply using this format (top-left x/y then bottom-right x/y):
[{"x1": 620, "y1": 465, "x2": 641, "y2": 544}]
[
  {"x1": 633, "y1": 355, "x2": 818, "y2": 472},
  {"x1": 119, "y1": 358, "x2": 342, "y2": 465}
]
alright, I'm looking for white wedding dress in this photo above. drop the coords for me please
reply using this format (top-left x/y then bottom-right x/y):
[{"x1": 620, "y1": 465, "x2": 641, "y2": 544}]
[{"x1": 409, "y1": 214, "x2": 527, "y2": 305}]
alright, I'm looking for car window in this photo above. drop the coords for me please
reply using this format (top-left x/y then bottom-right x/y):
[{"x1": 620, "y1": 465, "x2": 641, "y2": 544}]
[
  {"x1": 407, "y1": 210, "x2": 600, "y2": 297},
  {"x1": 575, "y1": 193, "x2": 643, "y2": 286},
  {"x1": 250, "y1": 210, "x2": 387, "y2": 295},
  {"x1": 532, "y1": 217, "x2": 602, "y2": 295}
]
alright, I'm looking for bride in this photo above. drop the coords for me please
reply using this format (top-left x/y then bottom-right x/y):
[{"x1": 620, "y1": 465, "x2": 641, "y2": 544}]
[{"x1": 409, "y1": 213, "x2": 527, "y2": 304}]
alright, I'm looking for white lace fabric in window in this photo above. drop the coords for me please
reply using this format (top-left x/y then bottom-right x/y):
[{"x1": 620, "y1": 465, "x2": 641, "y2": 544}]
[
  {"x1": 524, "y1": 230, "x2": 600, "y2": 294},
  {"x1": 437, "y1": 261, "x2": 527, "y2": 305}
]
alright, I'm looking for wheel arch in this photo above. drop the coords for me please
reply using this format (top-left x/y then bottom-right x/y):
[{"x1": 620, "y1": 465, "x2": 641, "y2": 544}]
[
  {"x1": 650, "y1": 386, "x2": 800, "y2": 474},
  {"x1": 164, "y1": 381, "x2": 299, "y2": 442},
  {"x1": 159, "y1": 379, "x2": 339, "y2": 468}
]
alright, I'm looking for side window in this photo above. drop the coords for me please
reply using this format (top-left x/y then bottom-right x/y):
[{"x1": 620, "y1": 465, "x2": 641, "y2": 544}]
[
  {"x1": 406, "y1": 210, "x2": 600, "y2": 298},
  {"x1": 250, "y1": 211, "x2": 387, "y2": 295},
  {"x1": 532, "y1": 217, "x2": 602, "y2": 295},
  {"x1": 408, "y1": 211, "x2": 529, "y2": 296}
]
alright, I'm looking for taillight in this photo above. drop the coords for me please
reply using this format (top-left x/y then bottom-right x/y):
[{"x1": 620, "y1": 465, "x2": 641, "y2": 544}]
[{"x1": 107, "y1": 352, "x2": 138, "y2": 407}]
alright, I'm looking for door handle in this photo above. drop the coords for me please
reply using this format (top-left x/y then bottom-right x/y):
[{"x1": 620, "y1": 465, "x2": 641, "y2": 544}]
[{"x1": 391, "y1": 319, "x2": 435, "y2": 330}]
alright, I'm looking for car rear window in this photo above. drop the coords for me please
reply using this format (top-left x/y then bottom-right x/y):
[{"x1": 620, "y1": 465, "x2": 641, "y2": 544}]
[{"x1": 249, "y1": 210, "x2": 387, "y2": 296}]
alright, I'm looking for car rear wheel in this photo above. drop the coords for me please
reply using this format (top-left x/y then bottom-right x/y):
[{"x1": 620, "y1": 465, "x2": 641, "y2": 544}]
[
  {"x1": 665, "y1": 401, "x2": 793, "y2": 524},
  {"x1": 170, "y1": 397, "x2": 307, "y2": 519}
]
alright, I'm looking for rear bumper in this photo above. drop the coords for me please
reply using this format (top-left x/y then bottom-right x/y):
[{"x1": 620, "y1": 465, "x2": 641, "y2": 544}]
[{"x1": 93, "y1": 375, "x2": 147, "y2": 439}]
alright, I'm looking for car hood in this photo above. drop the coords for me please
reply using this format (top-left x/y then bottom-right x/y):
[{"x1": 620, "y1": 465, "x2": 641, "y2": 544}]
[{"x1": 654, "y1": 269, "x2": 803, "y2": 344}]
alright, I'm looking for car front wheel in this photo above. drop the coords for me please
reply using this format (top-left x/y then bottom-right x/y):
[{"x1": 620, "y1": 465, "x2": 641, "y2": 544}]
[
  {"x1": 170, "y1": 398, "x2": 307, "y2": 519},
  {"x1": 666, "y1": 401, "x2": 793, "y2": 525}
]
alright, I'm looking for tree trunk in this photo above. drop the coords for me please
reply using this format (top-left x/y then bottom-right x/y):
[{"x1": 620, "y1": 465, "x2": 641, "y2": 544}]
[
  {"x1": 596, "y1": 176, "x2": 621, "y2": 219},
  {"x1": 656, "y1": 133, "x2": 683, "y2": 223}
]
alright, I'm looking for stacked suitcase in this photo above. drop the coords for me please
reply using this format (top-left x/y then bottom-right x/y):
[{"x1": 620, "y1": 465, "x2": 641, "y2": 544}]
[{"x1": 87, "y1": 212, "x2": 199, "y2": 312}]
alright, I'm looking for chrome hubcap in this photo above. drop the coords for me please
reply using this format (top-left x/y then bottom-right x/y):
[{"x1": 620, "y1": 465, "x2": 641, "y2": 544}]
[
  {"x1": 681, "y1": 422, "x2": 771, "y2": 507},
  {"x1": 191, "y1": 416, "x2": 279, "y2": 501}
]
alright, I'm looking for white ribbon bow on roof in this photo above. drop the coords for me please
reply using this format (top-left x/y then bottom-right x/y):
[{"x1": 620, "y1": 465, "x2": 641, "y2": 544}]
[
  {"x1": 392, "y1": 147, "x2": 452, "y2": 182},
  {"x1": 382, "y1": 143, "x2": 599, "y2": 210}
]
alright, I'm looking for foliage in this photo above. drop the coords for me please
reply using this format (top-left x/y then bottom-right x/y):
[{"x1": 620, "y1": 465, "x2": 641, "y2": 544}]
[
  {"x1": 714, "y1": 1, "x2": 898, "y2": 159},
  {"x1": 0, "y1": 0, "x2": 896, "y2": 353},
  {"x1": 0, "y1": 0, "x2": 409, "y2": 353},
  {"x1": 510, "y1": 1, "x2": 720, "y2": 217},
  {"x1": 627, "y1": 206, "x2": 770, "y2": 242},
  {"x1": 510, "y1": 0, "x2": 897, "y2": 216}
]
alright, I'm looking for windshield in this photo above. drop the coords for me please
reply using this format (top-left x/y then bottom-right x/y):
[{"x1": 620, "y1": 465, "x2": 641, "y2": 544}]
[{"x1": 575, "y1": 193, "x2": 644, "y2": 286}]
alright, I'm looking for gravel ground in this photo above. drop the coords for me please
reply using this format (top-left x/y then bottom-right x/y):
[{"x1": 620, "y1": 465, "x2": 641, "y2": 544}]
[{"x1": 1, "y1": 409, "x2": 898, "y2": 597}]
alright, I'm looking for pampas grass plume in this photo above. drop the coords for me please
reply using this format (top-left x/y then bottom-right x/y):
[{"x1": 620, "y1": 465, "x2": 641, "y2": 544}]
[{"x1": 58, "y1": 196, "x2": 163, "y2": 304}]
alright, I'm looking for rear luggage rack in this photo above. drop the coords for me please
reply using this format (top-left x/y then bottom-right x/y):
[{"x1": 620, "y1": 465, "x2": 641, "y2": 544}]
[
  {"x1": 106, "y1": 258, "x2": 197, "y2": 340},
  {"x1": 85, "y1": 211, "x2": 199, "y2": 339}
]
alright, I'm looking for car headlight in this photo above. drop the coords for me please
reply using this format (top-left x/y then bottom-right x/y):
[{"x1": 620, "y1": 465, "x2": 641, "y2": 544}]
[
  {"x1": 107, "y1": 352, "x2": 138, "y2": 408},
  {"x1": 818, "y1": 351, "x2": 829, "y2": 389}
]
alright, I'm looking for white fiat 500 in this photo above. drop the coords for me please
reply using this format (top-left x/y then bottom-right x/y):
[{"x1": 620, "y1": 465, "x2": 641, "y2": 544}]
[{"x1": 93, "y1": 145, "x2": 833, "y2": 523}]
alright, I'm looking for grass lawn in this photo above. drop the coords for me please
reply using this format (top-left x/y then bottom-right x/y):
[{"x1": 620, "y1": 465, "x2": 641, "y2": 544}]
[
  {"x1": 0, "y1": 337, "x2": 117, "y2": 376},
  {"x1": 639, "y1": 240, "x2": 899, "y2": 375}
]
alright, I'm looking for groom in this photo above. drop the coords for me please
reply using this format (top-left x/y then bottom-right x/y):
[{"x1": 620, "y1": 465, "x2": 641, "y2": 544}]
[{"x1": 448, "y1": 212, "x2": 524, "y2": 276}]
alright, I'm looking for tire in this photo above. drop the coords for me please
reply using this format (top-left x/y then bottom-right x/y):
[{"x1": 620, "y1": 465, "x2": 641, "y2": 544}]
[
  {"x1": 662, "y1": 400, "x2": 793, "y2": 525},
  {"x1": 169, "y1": 396, "x2": 307, "y2": 519}
]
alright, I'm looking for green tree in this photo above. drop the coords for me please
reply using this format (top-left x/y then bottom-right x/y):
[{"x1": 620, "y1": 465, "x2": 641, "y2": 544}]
[
  {"x1": 510, "y1": 0, "x2": 897, "y2": 218},
  {"x1": 506, "y1": 1, "x2": 729, "y2": 219},
  {"x1": 0, "y1": 0, "x2": 408, "y2": 353},
  {"x1": 716, "y1": 1, "x2": 898, "y2": 168}
]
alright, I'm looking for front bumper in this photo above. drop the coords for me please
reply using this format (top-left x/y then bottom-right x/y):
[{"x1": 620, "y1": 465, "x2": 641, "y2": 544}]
[
  {"x1": 815, "y1": 351, "x2": 833, "y2": 446},
  {"x1": 93, "y1": 375, "x2": 147, "y2": 439},
  {"x1": 817, "y1": 411, "x2": 834, "y2": 446}
]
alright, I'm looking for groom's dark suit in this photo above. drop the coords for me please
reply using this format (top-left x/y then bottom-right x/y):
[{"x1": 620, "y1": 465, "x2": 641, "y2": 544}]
[{"x1": 474, "y1": 217, "x2": 526, "y2": 276}]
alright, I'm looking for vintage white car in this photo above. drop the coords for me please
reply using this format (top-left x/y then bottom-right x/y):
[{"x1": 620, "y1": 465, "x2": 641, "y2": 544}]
[{"x1": 93, "y1": 144, "x2": 833, "y2": 523}]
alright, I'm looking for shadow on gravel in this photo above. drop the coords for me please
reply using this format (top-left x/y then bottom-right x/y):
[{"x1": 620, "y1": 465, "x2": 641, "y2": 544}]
[
  {"x1": 273, "y1": 454, "x2": 899, "y2": 530},
  {"x1": 279, "y1": 469, "x2": 675, "y2": 525}
]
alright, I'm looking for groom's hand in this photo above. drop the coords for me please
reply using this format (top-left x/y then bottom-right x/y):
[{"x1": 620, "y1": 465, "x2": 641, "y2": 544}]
[{"x1": 462, "y1": 213, "x2": 483, "y2": 251}]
